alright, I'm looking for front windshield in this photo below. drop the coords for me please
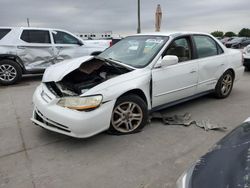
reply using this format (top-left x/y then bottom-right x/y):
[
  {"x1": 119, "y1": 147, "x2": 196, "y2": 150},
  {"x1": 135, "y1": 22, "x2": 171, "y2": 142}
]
[{"x1": 98, "y1": 35, "x2": 168, "y2": 68}]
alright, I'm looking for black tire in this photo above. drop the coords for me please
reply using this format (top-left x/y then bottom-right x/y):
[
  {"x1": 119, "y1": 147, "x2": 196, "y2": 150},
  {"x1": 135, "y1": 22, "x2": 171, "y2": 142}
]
[
  {"x1": 0, "y1": 60, "x2": 22, "y2": 85},
  {"x1": 245, "y1": 66, "x2": 250, "y2": 71},
  {"x1": 214, "y1": 70, "x2": 234, "y2": 98},
  {"x1": 108, "y1": 94, "x2": 148, "y2": 135}
]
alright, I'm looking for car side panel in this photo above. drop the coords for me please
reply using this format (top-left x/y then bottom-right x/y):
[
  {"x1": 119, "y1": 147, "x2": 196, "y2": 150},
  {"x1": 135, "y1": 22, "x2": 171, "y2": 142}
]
[
  {"x1": 16, "y1": 44, "x2": 55, "y2": 70},
  {"x1": 197, "y1": 54, "x2": 227, "y2": 93},
  {"x1": 152, "y1": 60, "x2": 198, "y2": 107}
]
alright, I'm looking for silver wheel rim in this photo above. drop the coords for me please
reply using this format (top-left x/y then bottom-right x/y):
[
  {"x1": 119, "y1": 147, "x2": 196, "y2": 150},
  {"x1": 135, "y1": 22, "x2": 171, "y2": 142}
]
[
  {"x1": 111, "y1": 101, "x2": 143, "y2": 133},
  {"x1": 221, "y1": 74, "x2": 233, "y2": 96},
  {"x1": 0, "y1": 64, "x2": 17, "y2": 82}
]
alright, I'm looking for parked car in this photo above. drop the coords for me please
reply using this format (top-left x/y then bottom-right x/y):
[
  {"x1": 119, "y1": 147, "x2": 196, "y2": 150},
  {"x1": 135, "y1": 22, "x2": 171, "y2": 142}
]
[
  {"x1": 243, "y1": 44, "x2": 250, "y2": 70},
  {"x1": 176, "y1": 117, "x2": 250, "y2": 188},
  {"x1": 0, "y1": 27, "x2": 108, "y2": 85},
  {"x1": 232, "y1": 39, "x2": 250, "y2": 49},
  {"x1": 31, "y1": 32, "x2": 244, "y2": 138},
  {"x1": 225, "y1": 37, "x2": 247, "y2": 48},
  {"x1": 220, "y1": 37, "x2": 234, "y2": 45}
]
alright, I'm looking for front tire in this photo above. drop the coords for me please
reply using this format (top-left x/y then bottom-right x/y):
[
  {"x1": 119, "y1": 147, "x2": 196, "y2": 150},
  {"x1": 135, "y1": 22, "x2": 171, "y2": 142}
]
[
  {"x1": 108, "y1": 94, "x2": 148, "y2": 135},
  {"x1": 214, "y1": 70, "x2": 234, "y2": 98},
  {"x1": 0, "y1": 60, "x2": 22, "y2": 85}
]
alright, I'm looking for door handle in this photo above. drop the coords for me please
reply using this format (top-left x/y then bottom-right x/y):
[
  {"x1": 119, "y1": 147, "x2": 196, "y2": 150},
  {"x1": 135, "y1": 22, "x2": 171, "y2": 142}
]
[
  {"x1": 17, "y1": 46, "x2": 26, "y2": 49},
  {"x1": 190, "y1": 70, "x2": 197, "y2": 74}
]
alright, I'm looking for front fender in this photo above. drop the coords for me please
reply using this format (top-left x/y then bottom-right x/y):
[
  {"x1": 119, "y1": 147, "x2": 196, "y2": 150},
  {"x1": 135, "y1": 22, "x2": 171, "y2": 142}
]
[{"x1": 82, "y1": 69, "x2": 152, "y2": 109}]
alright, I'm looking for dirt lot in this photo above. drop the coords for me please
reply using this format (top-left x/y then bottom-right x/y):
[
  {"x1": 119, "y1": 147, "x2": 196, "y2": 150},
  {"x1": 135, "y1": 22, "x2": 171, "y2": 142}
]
[{"x1": 0, "y1": 72, "x2": 250, "y2": 188}]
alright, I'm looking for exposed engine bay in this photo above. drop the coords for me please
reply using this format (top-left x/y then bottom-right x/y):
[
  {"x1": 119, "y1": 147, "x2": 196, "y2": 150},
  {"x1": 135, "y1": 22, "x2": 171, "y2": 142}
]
[{"x1": 45, "y1": 58, "x2": 132, "y2": 96}]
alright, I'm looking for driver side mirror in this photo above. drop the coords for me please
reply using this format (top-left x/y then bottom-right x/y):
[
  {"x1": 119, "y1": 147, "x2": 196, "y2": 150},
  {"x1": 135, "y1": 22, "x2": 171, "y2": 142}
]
[{"x1": 155, "y1": 55, "x2": 179, "y2": 68}]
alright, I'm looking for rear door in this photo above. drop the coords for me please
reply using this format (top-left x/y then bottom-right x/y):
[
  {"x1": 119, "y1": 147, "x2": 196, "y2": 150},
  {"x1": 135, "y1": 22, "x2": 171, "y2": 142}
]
[
  {"x1": 51, "y1": 30, "x2": 88, "y2": 63},
  {"x1": 192, "y1": 35, "x2": 226, "y2": 93},
  {"x1": 17, "y1": 29, "x2": 54, "y2": 71}
]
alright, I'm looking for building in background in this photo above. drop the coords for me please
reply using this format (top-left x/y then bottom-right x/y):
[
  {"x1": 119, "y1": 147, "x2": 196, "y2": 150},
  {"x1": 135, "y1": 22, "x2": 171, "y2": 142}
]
[{"x1": 76, "y1": 31, "x2": 116, "y2": 40}]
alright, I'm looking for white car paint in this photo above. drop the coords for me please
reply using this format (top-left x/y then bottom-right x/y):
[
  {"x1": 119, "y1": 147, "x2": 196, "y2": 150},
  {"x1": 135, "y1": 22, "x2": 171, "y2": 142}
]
[
  {"x1": 0, "y1": 27, "x2": 108, "y2": 71},
  {"x1": 31, "y1": 32, "x2": 245, "y2": 138},
  {"x1": 243, "y1": 44, "x2": 250, "y2": 60}
]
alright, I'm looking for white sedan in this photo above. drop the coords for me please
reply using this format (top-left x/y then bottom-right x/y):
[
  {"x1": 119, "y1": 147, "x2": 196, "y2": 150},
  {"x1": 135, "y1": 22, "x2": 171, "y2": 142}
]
[{"x1": 31, "y1": 32, "x2": 244, "y2": 138}]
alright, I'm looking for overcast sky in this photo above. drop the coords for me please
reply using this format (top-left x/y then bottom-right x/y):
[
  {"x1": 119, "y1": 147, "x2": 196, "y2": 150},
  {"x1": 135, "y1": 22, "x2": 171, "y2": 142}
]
[{"x1": 1, "y1": 0, "x2": 249, "y2": 36}]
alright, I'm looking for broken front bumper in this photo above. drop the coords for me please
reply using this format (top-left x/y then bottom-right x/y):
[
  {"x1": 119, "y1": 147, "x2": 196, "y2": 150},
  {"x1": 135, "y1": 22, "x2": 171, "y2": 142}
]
[{"x1": 31, "y1": 84, "x2": 115, "y2": 138}]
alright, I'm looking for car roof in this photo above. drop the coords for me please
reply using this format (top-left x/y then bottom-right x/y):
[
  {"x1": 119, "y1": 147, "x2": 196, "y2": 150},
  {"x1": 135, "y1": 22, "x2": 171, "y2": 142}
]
[
  {"x1": 130, "y1": 31, "x2": 211, "y2": 38},
  {"x1": 0, "y1": 27, "x2": 67, "y2": 32}
]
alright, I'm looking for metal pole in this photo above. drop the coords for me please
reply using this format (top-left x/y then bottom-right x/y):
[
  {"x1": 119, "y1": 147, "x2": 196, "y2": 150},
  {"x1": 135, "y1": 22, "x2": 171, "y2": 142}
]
[
  {"x1": 27, "y1": 18, "x2": 30, "y2": 27},
  {"x1": 137, "y1": 0, "x2": 141, "y2": 33}
]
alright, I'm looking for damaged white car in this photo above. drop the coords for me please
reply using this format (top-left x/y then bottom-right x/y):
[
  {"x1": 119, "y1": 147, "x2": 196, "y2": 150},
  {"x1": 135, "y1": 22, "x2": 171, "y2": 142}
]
[
  {"x1": 0, "y1": 27, "x2": 108, "y2": 85},
  {"x1": 31, "y1": 32, "x2": 244, "y2": 138}
]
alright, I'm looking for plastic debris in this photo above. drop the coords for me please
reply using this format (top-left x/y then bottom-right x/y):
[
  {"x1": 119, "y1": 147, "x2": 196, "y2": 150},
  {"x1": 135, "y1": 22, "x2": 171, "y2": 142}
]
[{"x1": 149, "y1": 112, "x2": 227, "y2": 131}]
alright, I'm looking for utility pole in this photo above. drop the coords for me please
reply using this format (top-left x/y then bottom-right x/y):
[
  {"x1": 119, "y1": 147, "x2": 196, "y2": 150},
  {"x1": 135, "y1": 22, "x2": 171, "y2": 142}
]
[
  {"x1": 137, "y1": 0, "x2": 141, "y2": 33},
  {"x1": 27, "y1": 18, "x2": 30, "y2": 27}
]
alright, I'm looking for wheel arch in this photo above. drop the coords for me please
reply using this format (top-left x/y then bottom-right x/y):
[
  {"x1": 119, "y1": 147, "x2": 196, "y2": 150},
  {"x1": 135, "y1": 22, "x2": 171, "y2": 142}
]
[
  {"x1": 225, "y1": 68, "x2": 235, "y2": 80},
  {"x1": 0, "y1": 54, "x2": 25, "y2": 72},
  {"x1": 117, "y1": 89, "x2": 148, "y2": 107}
]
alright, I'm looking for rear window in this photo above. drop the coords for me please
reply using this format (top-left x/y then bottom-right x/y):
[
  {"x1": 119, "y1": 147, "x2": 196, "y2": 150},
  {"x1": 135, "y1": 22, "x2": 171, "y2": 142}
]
[
  {"x1": 20, "y1": 30, "x2": 51, "y2": 44},
  {"x1": 0, "y1": 29, "x2": 11, "y2": 40},
  {"x1": 193, "y1": 35, "x2": 223, "y2": 58}
]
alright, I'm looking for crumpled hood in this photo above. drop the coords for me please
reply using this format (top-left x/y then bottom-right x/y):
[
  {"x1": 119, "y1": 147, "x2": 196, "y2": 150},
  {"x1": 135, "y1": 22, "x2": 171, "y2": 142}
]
[{"x1": 42, "y1": 56, "x2": 94, "y2": 82}]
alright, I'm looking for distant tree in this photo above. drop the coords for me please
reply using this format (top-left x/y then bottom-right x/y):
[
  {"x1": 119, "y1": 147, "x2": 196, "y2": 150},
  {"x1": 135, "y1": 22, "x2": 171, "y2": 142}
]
[
  {"x1": 224, "y1": 32, "x2": 237, "y2": 37},
  {"x1": 238, "y1": 28, "x2": 250, "y2": 37},
  {"x1": 211, "y1": 31, "x2": 224, "y2": 37}
]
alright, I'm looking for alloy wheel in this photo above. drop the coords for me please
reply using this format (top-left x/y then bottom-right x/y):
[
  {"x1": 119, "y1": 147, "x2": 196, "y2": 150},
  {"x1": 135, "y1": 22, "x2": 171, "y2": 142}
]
[
  {"x1": 111, "y1": 101, "x2": 143, "y2": 133},
  {"x1": 0, "y1": 64, "x2": 17, "y2": 82},
  {"x1": 221, "y1": 73, "x2": 233, "y2": 96}
]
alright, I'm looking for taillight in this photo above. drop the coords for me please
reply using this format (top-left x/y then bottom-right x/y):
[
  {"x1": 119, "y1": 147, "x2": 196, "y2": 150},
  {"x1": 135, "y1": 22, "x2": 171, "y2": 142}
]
[{"x1": 109, "y1": 41, "x2": 113, "y2": 47}]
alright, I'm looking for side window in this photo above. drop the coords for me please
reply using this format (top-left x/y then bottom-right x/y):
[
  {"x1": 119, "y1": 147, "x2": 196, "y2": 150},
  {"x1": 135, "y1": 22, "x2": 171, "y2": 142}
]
[
  {"x1": 193, "y1": 35, "x2": 220, "y2": 58},
  {"x1": 53, "y1": 31, "x2": 79, "y2": 44},
  {"x1": 165, "y1": 37, "x2": 192, "y2": 62},
  {"x1": 0, "y1": 29, "x2": 11, "y2": 40},
  {"x1": 20, "y1": 30, "x2": 51, "y2": 44}
]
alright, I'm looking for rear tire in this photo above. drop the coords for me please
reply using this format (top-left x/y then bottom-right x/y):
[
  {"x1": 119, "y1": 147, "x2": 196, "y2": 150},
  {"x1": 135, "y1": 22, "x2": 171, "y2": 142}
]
[
  {"x1": 0, "y1": 60, "x2": 22, "y2": 85},
  {"x1": 214, "y1": 70, "x2": 234, "y2": 98},
  {"x1": 108, "y1": 94, "x2": 148, "y2": 135}
]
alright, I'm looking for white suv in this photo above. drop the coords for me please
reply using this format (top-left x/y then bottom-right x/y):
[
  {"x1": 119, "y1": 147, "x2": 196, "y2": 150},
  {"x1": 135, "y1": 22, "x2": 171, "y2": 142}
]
[{"x1": 0, "y1": 27, "x2": 107, "y2": 85}]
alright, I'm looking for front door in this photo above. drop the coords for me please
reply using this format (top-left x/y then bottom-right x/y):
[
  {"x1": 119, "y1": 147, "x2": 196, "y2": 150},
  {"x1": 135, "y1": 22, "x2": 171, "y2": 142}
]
[
  {"x1": 152, "y1": 37, "x2": 198, "y2": 108},
  {"x1": 51, "y1": 30, "x2": 88, "y2": 63}
]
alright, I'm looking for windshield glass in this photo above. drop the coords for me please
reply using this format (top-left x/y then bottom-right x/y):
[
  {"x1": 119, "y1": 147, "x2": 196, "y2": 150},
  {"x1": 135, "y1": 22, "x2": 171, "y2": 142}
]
[{"x1": 98, "y1": 35, "x2": 168, "y2": 68}]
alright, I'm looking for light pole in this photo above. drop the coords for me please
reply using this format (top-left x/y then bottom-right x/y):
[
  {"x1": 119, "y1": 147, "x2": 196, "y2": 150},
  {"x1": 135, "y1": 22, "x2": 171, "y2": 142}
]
[
  {"x1": 137, "y1": 0, "x2": 141, "y2": 33},
  {"x1": 27, "y1": 18, "x2": 30, "y2": 27}
]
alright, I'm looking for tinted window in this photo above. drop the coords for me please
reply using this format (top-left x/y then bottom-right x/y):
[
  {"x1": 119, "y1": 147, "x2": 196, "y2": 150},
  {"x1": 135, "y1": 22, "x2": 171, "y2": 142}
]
[
  {"x1": 53, "y1": 31, "x2": 79, "y2": 44},
  {"x1": 165, "y1": 37, "x2": 192, "y2": 62},
  {"x1": 0, "y1": 29, "x2": 11, "y2": 40},
  {"x1": 21, "y1": 30, "x2": 51, "y2": 43},
  {"x1": 194, "y1": 35, "x2": 218, "y2": 58}
]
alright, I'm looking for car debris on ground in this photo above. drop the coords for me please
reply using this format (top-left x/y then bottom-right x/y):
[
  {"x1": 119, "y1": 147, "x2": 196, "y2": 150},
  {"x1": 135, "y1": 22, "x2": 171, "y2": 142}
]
[{"x1": 149, "y1": 112, "x2": 227, "y2": 131}]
